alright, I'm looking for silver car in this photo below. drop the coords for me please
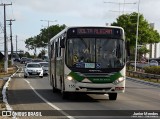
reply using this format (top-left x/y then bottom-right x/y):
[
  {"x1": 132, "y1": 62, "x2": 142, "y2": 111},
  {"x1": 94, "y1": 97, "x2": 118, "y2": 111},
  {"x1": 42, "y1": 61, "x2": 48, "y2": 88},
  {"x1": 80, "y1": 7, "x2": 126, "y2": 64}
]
[
  {"x1": 24, "y1": 63, "x2": 43, "y2": 78},
  {"x1": 39, "y1": 62, "x2": 49, "y2": 75},
  {"x1": 149, "y1": 60, "x2": 158, "y2": 66}
]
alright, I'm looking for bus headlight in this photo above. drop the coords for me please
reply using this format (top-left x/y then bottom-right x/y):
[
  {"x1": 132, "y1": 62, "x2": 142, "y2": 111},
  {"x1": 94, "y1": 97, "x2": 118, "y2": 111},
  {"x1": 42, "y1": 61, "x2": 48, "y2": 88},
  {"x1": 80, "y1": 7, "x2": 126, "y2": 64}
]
[
  {"x1": 113, "y1": 77, "x2": 124, "y2": 84},
  {"x1": 67, "y1": 76, "x2": 73, "y2": 81}
]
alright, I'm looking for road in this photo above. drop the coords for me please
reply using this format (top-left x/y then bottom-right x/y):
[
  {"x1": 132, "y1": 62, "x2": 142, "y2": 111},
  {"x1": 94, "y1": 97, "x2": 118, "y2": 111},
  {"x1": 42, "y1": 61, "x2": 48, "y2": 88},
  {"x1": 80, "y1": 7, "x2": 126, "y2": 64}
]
[{"x1": 6, "y1": 65, "x2": 160, "y2": 119}]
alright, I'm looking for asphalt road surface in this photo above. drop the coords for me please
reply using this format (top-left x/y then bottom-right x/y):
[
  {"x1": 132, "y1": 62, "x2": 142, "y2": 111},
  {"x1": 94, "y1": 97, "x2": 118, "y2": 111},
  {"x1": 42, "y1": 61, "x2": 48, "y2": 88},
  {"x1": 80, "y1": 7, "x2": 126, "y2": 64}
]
[{"x1": 6, "y1": 66, "x2": 160, "y2": 119}]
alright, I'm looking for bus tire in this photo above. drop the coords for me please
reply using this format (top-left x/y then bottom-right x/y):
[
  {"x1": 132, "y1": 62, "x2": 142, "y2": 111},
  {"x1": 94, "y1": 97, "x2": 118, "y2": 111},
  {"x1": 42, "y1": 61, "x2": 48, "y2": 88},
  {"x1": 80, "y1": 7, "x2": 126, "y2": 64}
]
[
  {"x1": 52, "y1": 75, "x2": 57, "y2": 93},
  {"x1": 61, "y1": 79, "x2": 68, "y2": 99},
  {"x1": 52, "y1": 86, "x2": 57, "y2": 93},
  {"x1": 62, "y1": 91, "x2": 68, "y2": 99},
  {"x1": 108, "y1": 93, "x2": 117, "y2": 100}
]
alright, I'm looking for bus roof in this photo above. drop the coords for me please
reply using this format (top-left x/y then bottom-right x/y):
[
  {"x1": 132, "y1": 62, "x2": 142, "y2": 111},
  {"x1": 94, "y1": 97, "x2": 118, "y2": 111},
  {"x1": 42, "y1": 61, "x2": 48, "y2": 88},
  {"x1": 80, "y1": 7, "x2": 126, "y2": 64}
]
[{"x1": 50, "y1": 26, "x2": 124, "y2": 43}]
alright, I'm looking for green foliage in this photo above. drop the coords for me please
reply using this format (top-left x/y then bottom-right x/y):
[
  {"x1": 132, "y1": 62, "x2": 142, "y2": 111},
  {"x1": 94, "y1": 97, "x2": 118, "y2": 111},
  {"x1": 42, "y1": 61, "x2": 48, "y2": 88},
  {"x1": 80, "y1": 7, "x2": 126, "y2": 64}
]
[
  {"x1": 112, "y1": 12, "x2": 160, "y2": 60},
  {"x1": 25, "y1": 24, "x2": 66, "y2": 50},
  {"x1": 37, "y1": 49, "x2": 46, "y2": 58},
  {"x1": 0, "y1": 60, "x2": 12, "y2": 69},
  {"x1": 24, "y1": 52, "x2": 30, "y2": 58},
  {"x1": 18, "y1": 53, "x2": 25, "y2": 58},
  {"x1": 138, "y1": 46, "x2": 150, "y2": 55},
  {"x1": 144, "y1": 66, "x2": 160, "y2": 75},
  {"x1": 0, "y1": 61, "x2": 3, "y2": 68},
  {"x1": 112, "y1": 12, "x2": 160, "y2": 47}
]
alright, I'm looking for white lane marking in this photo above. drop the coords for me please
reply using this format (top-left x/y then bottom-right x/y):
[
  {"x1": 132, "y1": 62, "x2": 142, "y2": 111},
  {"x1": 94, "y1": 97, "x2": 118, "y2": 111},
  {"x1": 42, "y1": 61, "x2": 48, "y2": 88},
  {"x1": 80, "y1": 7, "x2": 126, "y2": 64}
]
[
  {"x1": 18, "y1": 67, "x2": 24, "y2": 77},
  {"x1": 25, "y1": 79, "x2": 30, "y2": 84},
  {"x1": 19, "y1": 73, "x2": 21, "y2": 77},
  {"x1": 23, "y1": 79, "x2": 75, "y2": 119}
]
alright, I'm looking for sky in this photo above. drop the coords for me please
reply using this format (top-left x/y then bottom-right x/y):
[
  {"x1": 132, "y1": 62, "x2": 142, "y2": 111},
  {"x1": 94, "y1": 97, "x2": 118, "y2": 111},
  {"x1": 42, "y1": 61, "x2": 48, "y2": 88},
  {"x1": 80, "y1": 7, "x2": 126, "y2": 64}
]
[{"x1": 0, "y1": 0, "x2": 160, "y2": 55}]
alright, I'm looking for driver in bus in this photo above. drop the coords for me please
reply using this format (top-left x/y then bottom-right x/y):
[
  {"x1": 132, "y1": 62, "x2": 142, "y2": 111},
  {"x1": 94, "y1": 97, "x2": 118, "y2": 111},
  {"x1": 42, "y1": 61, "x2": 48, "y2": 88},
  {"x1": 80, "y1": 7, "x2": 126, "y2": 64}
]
[
  {"x1": 81, "y1": 48, "x2": 90, "y2": 62},
  {"x1": 98, "y1": 47, "x2": 117, "y2": 68},
  {"x1": 73, "y1": 50, "x2": 79, "y2": 64}
]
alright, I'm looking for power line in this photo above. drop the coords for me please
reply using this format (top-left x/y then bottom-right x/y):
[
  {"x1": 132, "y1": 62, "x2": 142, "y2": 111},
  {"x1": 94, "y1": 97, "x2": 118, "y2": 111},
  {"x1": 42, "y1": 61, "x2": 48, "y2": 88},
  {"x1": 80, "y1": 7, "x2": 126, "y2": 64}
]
[{"x1": 104, "y1": 1, "x2": 136, "y2": 15}]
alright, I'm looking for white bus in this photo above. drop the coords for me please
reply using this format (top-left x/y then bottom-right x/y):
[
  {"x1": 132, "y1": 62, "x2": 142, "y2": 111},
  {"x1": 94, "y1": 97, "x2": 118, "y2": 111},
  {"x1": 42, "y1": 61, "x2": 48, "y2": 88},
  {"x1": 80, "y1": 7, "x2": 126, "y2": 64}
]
[{"x1": 49, "y1": 26, "x2": 126, "y2": 100}]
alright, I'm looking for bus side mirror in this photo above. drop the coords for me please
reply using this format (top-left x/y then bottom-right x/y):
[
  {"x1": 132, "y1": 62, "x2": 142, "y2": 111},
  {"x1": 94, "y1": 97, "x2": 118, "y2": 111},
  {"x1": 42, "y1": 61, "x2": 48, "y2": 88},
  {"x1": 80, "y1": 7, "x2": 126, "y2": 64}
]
[{"x1": 60, "y1": 38, "x2": 65, "y2": 48}]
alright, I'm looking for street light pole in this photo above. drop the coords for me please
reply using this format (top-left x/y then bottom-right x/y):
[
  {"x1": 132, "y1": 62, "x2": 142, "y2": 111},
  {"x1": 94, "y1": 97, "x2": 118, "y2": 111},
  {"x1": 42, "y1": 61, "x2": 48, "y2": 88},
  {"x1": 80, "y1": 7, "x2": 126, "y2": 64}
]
[
  {"x1": 104, "y1": 1, "x2": 136, "y2": 15},
  {"x1": 40, "y1": 20, "x2": 57, "y2": 43},
  {"x1": 134, "y1": 0, "x2": 140, "y2": 71}
]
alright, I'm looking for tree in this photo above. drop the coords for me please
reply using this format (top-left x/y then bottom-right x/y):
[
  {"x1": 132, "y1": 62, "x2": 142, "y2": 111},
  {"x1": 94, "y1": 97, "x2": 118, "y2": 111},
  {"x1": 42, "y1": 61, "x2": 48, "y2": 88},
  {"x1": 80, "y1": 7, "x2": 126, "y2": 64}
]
[
  {"x1": 138, "y1": 46, "x2": 150, "y2": 61},
  {"x1": 24, "y1": 52, "x2": 30, "y2": 57},
  {"x1": 25, "y1": 24, "x2": 66, "y2": 51},
  {"x1": 138, "y1": 46, "x2": 150, "y2": 55},
  {"x1": 38, "y1": 49, "x2": 46, "y2": 58},
  {"x1": 25, "y1": 37, "x2": 37, "y2": 50},
  {"x1": 112, "y1": 12, "x2": 160, "y2": 59}
]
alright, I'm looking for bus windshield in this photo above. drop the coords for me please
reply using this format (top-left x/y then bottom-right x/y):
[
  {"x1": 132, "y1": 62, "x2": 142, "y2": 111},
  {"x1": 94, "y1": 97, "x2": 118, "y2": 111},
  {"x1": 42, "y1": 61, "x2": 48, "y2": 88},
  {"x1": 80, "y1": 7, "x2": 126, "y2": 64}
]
[{"x1": 66, "y1": 38, "x2": 125, "y2": 69}]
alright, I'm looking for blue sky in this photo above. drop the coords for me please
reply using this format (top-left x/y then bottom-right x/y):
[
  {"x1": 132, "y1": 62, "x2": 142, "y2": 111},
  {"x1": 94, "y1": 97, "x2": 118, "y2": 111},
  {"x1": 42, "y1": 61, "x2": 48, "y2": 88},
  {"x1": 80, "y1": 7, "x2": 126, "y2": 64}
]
[{"x1": 0, "y1": 0, "x2": 160, "y2": 55}]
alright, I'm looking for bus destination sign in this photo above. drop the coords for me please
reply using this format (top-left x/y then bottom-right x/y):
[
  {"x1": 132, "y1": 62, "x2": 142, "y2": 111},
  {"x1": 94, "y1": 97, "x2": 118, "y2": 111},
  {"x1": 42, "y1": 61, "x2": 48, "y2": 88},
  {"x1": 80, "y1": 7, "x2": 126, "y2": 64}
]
[
  {"x1": 67, "y1": 27, "x2": 122, "y2": 38},
  {"x1": 77, "y1": 28, "x2": 113, "y2": 35}
]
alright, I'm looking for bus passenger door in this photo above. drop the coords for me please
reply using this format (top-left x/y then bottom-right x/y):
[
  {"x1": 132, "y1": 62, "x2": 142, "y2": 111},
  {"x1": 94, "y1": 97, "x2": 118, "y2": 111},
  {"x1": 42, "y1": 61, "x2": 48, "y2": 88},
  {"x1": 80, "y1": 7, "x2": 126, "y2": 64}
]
[
  {"x1": 50, "y1": 42, "x2": 56, "y2": 88},
  {"x1": 55, "y1": 41, "x2": 63, "y2": 90}
]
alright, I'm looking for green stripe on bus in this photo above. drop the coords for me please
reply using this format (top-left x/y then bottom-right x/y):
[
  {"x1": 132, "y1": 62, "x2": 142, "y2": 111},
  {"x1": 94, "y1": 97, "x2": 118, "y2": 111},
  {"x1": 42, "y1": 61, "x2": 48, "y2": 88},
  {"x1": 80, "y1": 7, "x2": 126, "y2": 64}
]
[
  {"x1": 68, "y1": 72, "x2": 122, "y2": 83},
  {"x1": 88, "y1": 73, "x2": 122, "y2": 83}
]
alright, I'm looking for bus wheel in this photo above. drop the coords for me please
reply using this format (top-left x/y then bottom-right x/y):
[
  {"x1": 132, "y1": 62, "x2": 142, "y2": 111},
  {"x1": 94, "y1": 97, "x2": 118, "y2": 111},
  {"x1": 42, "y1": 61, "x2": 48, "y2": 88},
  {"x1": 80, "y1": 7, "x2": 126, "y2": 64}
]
[
  {"x1": 108, "y1": 93, "x2": 117, "y2": 100},
  {"x1": 62, "y1": 91, "x2": 68, "y2": 99},
  {"x1": 52, "y1": 76, "x2": 57, "y2": 93},
  {"x1": 52, "y1": 86, "x2": 57, "y2": 93}
]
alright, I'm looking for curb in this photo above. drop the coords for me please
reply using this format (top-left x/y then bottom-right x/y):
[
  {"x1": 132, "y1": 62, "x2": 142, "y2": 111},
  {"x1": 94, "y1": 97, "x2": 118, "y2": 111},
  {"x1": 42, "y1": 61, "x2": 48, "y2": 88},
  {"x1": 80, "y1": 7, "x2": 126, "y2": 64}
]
[
  {"x1": 127, "y1": 76, "x2": 160, "y2": 88},
  {"x1": 2, "y1": 66, "x2": 19, "y2": 117},
  {"x1": 2, "y1": 76, "x2": 13, "y2": 110}
]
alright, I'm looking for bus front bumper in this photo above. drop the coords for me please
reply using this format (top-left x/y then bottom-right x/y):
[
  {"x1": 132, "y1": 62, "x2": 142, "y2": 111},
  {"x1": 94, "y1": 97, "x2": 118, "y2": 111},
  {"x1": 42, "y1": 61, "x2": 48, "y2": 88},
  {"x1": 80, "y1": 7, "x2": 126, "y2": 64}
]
[{"x1": 74, "y1": 82, "x2": 125, "y2": 93}]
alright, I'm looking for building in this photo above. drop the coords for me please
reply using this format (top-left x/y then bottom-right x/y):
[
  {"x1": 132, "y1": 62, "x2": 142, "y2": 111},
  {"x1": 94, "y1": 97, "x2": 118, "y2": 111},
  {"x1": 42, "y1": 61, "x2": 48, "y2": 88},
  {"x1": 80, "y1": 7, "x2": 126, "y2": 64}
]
[
  {"x1": 146, "y1": 43, "x2": 160, "y2": 58},
  {"x1": 145, "y1": 23, "x2": 160, "y2": 59}
]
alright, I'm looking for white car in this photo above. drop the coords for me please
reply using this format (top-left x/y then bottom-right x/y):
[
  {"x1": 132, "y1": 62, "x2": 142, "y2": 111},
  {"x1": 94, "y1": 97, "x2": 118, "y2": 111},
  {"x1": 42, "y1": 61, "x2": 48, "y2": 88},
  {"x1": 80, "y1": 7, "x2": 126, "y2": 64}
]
[
  {"x1": 24, "y1": 63, "x2": 43, "y2": 78},
  {"x1": 149, "y1": 60, "x2": 159, "y2": 66},
  {"x1": 39, "y1": 62, "x2": 49, "y2": 75}
]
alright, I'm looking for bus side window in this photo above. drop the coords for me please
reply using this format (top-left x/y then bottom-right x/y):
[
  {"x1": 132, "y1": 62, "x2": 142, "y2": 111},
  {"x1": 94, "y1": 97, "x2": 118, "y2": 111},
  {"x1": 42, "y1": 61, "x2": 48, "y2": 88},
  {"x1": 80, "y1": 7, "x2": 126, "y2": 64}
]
[
  {"x1": 58, "y1": 38, "x2": 61, "y2": 57},
  {"x1": 55, "y1": 42, "x2": 58, "y2": 57},
  {"x1": 51, "y1": 42, "x2": 54, "y2": 58}
]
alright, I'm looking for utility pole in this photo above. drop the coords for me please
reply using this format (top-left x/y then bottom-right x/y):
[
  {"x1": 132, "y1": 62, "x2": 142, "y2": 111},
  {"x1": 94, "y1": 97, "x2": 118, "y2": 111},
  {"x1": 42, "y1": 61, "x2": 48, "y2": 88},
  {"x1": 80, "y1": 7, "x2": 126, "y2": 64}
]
[
  {"x1": 6, "y1": 19, "x2": 15, "y2": 65},
  {"x1": 16, "y1": 35, "x2": 17, "y2": 54},
  {"x1": 40, "y1": 20, "x2": 57, "y2": 54},
  {"x1": 40, "y1": 20, "x2": 57, "y2": 43},
  {"x1": 0, "y1": 3, "x2": 12, "y2": 73}
]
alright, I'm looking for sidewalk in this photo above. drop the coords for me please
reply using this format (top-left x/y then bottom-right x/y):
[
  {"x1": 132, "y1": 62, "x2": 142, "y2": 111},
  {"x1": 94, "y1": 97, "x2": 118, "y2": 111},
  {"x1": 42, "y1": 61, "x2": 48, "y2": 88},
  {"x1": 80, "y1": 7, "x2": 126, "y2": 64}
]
[
  {"x1": 0, "y1": 67, "x2": 17, "y2": 111},
  {"x1": 0, "y1": 77, "x2": 12, "y2": 119},
  {"x1": 0, "y1": 78, "x2": 7, "y2": 111}
]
